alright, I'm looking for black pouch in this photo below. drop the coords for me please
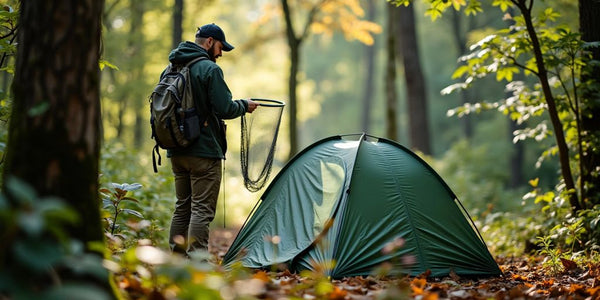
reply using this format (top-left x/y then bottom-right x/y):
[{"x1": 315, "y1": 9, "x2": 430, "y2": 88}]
[
  {"x1": 219, "y1": 119, "x2": 227, "y2": 155},
  {"x1": 183, "y1": 108, "x2": 201, "y2": 141}
]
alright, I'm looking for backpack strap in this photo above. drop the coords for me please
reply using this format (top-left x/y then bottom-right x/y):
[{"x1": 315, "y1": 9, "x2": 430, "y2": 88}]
[
  {"x1": 185, "y1": 56, "x2": 211, "y2": 131},
  {"x1": 186, "y1": 56, "x2": 206, "y2": 67},
  {"x1": 152, "y1": 144, "x2": 162, "y2": 173}
]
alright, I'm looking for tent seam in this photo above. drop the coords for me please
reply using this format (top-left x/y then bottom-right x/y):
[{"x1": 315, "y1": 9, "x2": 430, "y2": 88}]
[
  {"x1": 393, "y1": 177, "x2": 428, "y2": 274},
  {"x1": 328, "y1": 133, "x2": 365, "y2": 277}
]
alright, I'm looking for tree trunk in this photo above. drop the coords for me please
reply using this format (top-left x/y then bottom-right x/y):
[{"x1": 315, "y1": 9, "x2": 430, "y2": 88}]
[
  {"x1": 509, "y1": 119, "x2": 525, "y2": 188},
  {"x1": 5, "y1": 0, "x2": 104, "y2": 244},
  {"x1": 288, "y1": 43, "x2": 300, "y2": 159},
  {"x1": 361, "y1": 0, "x2": 377, "y2": 133},
  {"x1": 130, "y1": 0, "x2": 145, "y2": 147},
  {"x1": 173, "y1": 0, "x2": 184, "y2": 50},
  {"x1": 506, "y1": 7, "x2": 524, "y2": 189},
  {"x1": 385, "y1": 4, "x2": 398, "y2": 140},
  {"x1": 516, "y1": 2, "x2": 579, "y2": 210},
  {"x1": 394, "y1": 4, "x2": 431, "y2": 155},
  {"x1": 450, "y1": 9, "x2": 473, "y2": 139},
  {"x1": 281, "y1": 0, "x2": 300, "y2": 159},
  {"x1": 578, "y1": 0, "x2": 600, "y2": 207}
]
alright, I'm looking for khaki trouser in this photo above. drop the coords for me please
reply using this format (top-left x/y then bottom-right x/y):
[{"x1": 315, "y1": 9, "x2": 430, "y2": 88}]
[{"x1": 169, "y1": 156, "x2": 222, "y2": 255}]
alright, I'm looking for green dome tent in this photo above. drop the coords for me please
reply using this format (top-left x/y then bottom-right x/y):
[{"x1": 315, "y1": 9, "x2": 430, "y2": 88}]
[{"x1": 223, "y1": 134, "x2": 501, "y2": 278}]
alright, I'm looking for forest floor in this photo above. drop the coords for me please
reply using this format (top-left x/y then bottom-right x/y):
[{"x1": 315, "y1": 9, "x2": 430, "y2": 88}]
[{"x1": 208, "y1": 228, "x2": 600, "y2": 299}]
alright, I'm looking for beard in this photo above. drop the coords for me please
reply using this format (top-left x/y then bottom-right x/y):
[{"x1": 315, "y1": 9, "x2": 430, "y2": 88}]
[{"x1": 208, "y1": 44, "x2": 217, "y2": 62}]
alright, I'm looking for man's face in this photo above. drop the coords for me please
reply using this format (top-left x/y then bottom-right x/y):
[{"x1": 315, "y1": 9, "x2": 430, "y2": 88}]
[{"x1": 208, "y1": 39, "x2": 224, "y2": 62}]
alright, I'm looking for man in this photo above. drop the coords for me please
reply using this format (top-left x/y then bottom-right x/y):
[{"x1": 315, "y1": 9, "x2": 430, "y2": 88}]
[{"x1": 165, "y1": 23, "x2": 258, "y2": 256}]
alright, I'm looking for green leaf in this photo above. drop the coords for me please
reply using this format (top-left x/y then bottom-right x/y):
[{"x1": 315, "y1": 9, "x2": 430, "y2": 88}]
[
  {"x1": 451, "y1": 65, "x2": 470, "y2": 79},
  {"x1": 591, "y1": 216, "x2": 599, "y2": 229},
  {"x1": 424, "y1": 8, "x2": 443, "y2": 21},
  {"x1": 123, "y1": 183, "x2": 142, "y2": 191},
  {"x1": 110, "y1": 182, "x2": 124, "y2": 190},
  {"x1": 5, "y1": 177, "x2": 37, "y2": 205},
  {"x1": 18, "y1": 211, "x2": 44, "y2": 236},
  {"x1": 121, "y1": 196, "x2": 139, "y2": 203},
  {"x1": 44, "y1": 284, "x2": 112, "y2": 300},
  {"x1": 99, "y1": 188, "x2": 112, "y2": 194},
  {"x1": 60, "y1": 254, "x2": 108, "y2": 281},
  {"x1": 441, "y1": 82, "x2": 467, "y2": 95},
  {"x1": 389, "y1": 0, "x2": 410, "y2": 7},
  {"x1": 27, "y1": 101, "x2": 50, "y2": 116},
  {"x1": 123, "y1": 208, "x2": 143, "y2": 218},
  {"x1": 13, "y1": 238, "x2": 63, "y2": 271},
  {"x1": 583, "y1": 41, "x2": 600, "y2": 50},
  {"x1": 99, "y1": 59, "x2": 119, "y2": 71},
  {"x1": 102, "y1": 199, "x2": 114, "y2": 208},
  {"x1": 492, "y1": 0, "x2": 512, "y2": 12}
]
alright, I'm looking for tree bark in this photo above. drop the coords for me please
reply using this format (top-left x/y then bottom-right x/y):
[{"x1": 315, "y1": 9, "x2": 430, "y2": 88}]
[
  {"x1": 385, "y1": 4, "x2": 398, "y2": 141},
  {"x1": 173, "y1": 0, "x2": 184, "y2": 50},
  {"x1": 281, "y1": 0, "x2": 302, "y2": 159},
  {"x1": 394, "y1": 4, "x2": 431, "y2": 154},
  {"x1": 450, "y1": 9, "x2": 473, "y2": 139},
  {"x1": 515, "y1": 1, "x2": 579, "y2": 210},
  {"x1": 6, "y1": 0, "x2": 104, "y2": 242},
  {"x1": 578, "y1": 0, "x2": 600, "y2": 207},
  {"x1": 509, "y1": 118, "x2": 525, "y2": 188},
  {"x1": 506, "y1": 7, "x2": 525, "y2": 189},
  {"x1": 361, "y1": 0, "x2": 377, "y2": 133},
  {"x1": 130, "y1": 0, "x2": 146, "y2": 147}
]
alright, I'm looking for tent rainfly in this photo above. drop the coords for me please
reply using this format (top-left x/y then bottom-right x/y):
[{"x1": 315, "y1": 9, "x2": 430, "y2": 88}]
[{"x1": 223, "y1": 134, "x2": 501, "y2": 278}]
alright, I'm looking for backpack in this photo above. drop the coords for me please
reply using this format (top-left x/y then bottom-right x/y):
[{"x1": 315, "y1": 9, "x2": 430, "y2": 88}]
[{"x1": 150, "y1": 56, "x2": 206, "y2": 172}]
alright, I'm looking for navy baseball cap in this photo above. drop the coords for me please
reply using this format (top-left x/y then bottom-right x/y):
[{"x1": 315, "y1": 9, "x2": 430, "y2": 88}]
[{"x1": 195, "y1": 23, "x2": 234, "y2": 51}]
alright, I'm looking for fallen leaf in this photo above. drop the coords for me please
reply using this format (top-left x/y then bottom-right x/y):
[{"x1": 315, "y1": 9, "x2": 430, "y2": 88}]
[
  {"x1": 561, "y1": 258, "x2": 578, "y2": 271},
  {"x1": 588, "y1": 286, "x2": 600, "y2": 297},
  {"x1": 511, "y1": 274, "x2": 528, "y2": 281},
  {"x1": 327, "y1": 286, "x2": 348, "y2": 300},
  {"x1": 423, "y1": 292, "x2": 439, "y2": 300},
  {"x1": 449, "y1": 269, "x2": 460, "y2": 282},
  {"x1": 411, "y1": 278, "x2": 427, "y2": 296},
  {"x1": 418, "y1": 269, "x2": 432, "y2": 279},
  {"x1": 568, "y1": 283, "x2": 585, "y2": 293},
  {"x1": 253, "y1": 270, "x2": 271, "y2": 283}
]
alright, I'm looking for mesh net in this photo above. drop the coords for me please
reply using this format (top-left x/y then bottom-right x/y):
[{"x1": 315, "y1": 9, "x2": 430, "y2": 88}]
[{"x1": 240, "y1": 99, "x2": 285, "y2": 192}]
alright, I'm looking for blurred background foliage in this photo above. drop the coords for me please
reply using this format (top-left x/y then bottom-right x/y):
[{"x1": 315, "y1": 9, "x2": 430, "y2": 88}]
[{"x1": 96, "y1": 0, "x2": 579, "y2": 256}]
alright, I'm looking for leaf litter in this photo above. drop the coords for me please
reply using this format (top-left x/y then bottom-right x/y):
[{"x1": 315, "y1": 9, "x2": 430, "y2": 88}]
[{"x1": 209, "y1": 229, "x2": 600, "y2": 299}]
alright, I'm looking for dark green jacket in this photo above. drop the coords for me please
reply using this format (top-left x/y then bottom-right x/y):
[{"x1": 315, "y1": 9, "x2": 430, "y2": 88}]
[{"x1": 165, "y1": 41, "x2": 248, "y2": 159}]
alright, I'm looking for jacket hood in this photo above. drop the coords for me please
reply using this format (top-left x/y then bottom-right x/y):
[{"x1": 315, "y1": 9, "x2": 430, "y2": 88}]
[{"x1": 168, "y1": 41, "x2": 209, "y2": 65}]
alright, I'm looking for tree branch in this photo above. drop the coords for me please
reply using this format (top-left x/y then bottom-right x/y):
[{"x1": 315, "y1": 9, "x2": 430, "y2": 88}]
[{"x1": 300, "y1": 0, "x2": 329, "y2": 42}]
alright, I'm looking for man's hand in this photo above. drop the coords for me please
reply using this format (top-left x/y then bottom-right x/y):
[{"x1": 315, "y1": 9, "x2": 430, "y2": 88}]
[{"x1": 246, "y1": 99, "x2": 259, "y2": 113}]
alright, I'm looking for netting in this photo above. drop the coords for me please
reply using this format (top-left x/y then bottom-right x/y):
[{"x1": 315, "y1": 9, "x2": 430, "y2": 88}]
[{"x1": 240, "y1": 98, "x2": 285, "y2": 192}]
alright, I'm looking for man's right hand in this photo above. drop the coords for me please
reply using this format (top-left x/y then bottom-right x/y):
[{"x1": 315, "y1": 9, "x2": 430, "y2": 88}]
[{"x1": 246, "y1": 99, "x2": 259, "y2": 113}]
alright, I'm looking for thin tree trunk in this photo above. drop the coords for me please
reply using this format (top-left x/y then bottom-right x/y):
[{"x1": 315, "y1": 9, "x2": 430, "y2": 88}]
[
  {"x1": 394, "y1": 4, "x2": 431, "y2": 154},
  {"x1": 385, "y1": 4, "x2": 398, "y2": 140},
  {"x1": 509, "y1": 117, "x2": 525, "y2": 188},
  {"x1": 281, "y1": 0, "x2": 302, "y2": 159},
  {"x1": 578, "y1": 0, "x2": 600, "y2": 207},
  {"x1": 361, "y1": 0, "x2": 376, "y2": 133},
  {"x1": 506, "y1": 7, "x2": 524, "y2": 188},
  {"x1": 288, "y1": 44, "x2": 299, "y2": 159},
  {"x1": 515, "y1": 1, "x2": 579, "y2": 210},
  {"x1": 450, "y1": 9, "x2": 473, "y2": 138},
  {"x1": 130, "y1": 0, "x2": 145, "y2": 147},
  {"x1": 173, "y1": 0, "x2": 184, "y2": 50}
]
